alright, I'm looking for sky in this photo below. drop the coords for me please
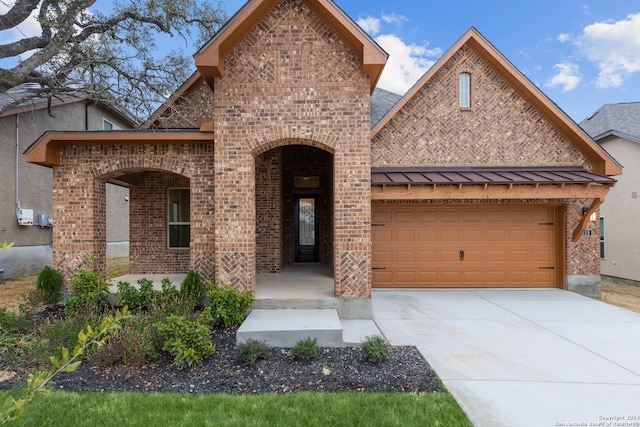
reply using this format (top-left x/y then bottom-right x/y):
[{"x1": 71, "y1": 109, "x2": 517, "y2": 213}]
[{"x1": 2, "y1": 0, "x2": 639, "y2": 122}]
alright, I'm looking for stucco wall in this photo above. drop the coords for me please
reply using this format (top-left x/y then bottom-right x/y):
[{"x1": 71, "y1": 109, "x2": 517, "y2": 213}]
[
  {"x1": 0, "y1": 101, "x2": 132, "y2": 278},
  {"x1": 598, "y1": 136, "x2": 640, "y2": 281}
]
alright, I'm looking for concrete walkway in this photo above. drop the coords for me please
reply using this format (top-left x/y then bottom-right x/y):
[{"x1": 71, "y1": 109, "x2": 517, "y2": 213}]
[{"x1": 373, "y1": 289, "x2": 640, "y2": 427}]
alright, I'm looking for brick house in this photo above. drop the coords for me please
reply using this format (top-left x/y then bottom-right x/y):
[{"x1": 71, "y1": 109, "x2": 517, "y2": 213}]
[{"x1": 25, "y1": 0, "x2": 620, "y2": 308}]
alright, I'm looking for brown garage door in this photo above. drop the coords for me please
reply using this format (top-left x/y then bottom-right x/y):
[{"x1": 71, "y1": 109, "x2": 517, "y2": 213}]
[{"x1": 372, "y1": 205, "x2": 559, "y2": 288}]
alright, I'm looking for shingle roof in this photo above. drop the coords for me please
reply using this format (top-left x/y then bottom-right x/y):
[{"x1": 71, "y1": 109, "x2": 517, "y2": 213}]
[
  {"x1": 370, "y1": 87, "x2": 402, "y2": 129},
  {"x1": 0, "y1": 83, "x2": 79, "y2": 113},
  {"x1": 579, "y1": 102, "x2": 640, "y2": 143},
  {"x1": 371, "y1": 166, "x2": 615, "y2": 186}
]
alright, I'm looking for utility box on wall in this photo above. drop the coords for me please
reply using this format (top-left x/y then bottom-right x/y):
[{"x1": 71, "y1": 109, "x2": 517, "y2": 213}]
[
  {"x1": 38, "y1": 214, "x2": 51, "y2": 228},
  {"x1": 17, "y1": 209, "x2": 34, "y2": 226}
]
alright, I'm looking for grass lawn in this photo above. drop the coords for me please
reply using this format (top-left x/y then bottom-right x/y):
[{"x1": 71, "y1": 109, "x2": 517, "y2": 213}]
[{"x1": 2, "y1": 390, "x2": 471, "y2": 426}]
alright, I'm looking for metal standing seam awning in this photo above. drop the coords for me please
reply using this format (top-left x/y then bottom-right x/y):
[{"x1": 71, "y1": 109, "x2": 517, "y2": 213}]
[
  {"x1": 370, "y1": 166, "x2": 617, "y2": 242},
  {"x1": 371, "y1": 166, "x2": 616, "y2": 187}
]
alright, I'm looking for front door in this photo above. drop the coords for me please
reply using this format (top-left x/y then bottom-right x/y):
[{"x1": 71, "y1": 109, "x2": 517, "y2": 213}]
[{"x1": 295, "y1": 196, "x2": 319, "y2": 262}]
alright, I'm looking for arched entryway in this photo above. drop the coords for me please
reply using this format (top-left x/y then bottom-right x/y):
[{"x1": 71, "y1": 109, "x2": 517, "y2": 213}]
[{"x1": 255, "y1": 143, "x2": 334, "y2": 275}]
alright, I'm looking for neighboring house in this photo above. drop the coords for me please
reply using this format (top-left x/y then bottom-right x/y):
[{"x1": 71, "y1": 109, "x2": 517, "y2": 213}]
[
  {"x1": 0, "y1": 84, "x2": 135, "y2": 278},
  {"x1": 580, "y1": 102, "x2": 640, "y2": 283},
  {"x1": 24, "y1": 0, "x2": 619, "y2": 317}
]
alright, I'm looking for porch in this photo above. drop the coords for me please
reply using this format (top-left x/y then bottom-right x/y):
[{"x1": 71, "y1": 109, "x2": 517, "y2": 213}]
[{"x1": 108, "y1": 264, "x2": 380, "y2": 347}]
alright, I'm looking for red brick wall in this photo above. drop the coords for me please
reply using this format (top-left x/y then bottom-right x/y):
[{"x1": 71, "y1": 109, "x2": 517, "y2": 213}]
[
  {"x1": 372, "y1": 45, "x2": 591, "y2": 169},
  {"x1": 256, "y1": 148, "x2": 282, "y2": 272},
  {"x1": 51, "y1": 142, "x2": 215, "y2": 281},
  {"x1": 130, "y1": 172, "x2": 190, "y2": 275},
  {"x1": 214, "y1": 0, "x2": 371, "y2": 296}
]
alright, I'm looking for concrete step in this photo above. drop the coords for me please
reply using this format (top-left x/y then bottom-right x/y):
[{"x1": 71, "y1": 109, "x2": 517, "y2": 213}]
[
  {"x1": 251, "y1": 298, "x2": 337, "y2": 310},
  {"x1": 236, "y1": 309, "x2": 384, "y2": 347},
  {"x1": 237, "y1": 309, "x2": 343, "y2": 347}
]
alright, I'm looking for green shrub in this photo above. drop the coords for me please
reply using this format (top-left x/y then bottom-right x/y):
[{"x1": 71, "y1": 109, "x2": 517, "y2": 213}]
[
  {"x1": 92, "y1": 315, "x2": 161, "y2": 367},
  {"x1": 180, "y1": 270, "x2": 204, "y2": 306},
  {"x1": 64, "y1": 257, "x2": 109, "y2": 317},
  {"x1": 36, "y1": 266, "x2": 63, "y2": 304},
  {"x1": 290, "y1": 337, "x2": 319, "y2": 361},
  {"x1": 0, "y1": 307, "x2": 34, "y2": 335},
  {"x1": 361, "y1": 335, "x2": 390, "y2": 363},
  {"x1": 206, "y1": 280, "x2": 254, "y2": 328},
  {"x1": 155, "y1": 315, "x2": 215, "y2": 369},
  {"x1": 116, "y1": 278, "x2": 155, "y2": 312},
  {"x1": 235, "y1": 339, "x2": 270, "y2": 365}
]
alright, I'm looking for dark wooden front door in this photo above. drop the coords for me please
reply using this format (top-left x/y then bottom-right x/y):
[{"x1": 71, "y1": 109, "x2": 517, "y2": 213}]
[{"x1": 295, "y1": 196, "x2": 319, "y2": 262}]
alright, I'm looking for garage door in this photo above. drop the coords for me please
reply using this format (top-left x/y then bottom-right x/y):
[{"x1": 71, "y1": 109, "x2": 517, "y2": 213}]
[{"x1": 372, "y1": 205, "x2": 558, "y2": 288}]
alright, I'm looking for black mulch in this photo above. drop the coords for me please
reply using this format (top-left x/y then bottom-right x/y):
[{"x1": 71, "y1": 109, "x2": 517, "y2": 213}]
[{"x1": 1, "y1": 325, "x2": 443, "y2": 395}]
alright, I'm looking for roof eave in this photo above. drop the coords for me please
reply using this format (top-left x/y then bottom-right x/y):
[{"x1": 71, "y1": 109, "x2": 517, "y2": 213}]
[{"x1": 24, "y1": 130, "x2": 214, "y2": 168}]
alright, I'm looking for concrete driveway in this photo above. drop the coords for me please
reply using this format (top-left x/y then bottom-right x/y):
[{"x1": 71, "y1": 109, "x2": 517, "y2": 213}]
[{"x1": 373, "y1": 289, "x2": 640, "y2": 427}]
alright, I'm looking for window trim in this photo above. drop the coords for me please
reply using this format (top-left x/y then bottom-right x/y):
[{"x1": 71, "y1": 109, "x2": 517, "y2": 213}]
[
  {"x1": 167, "y1": 187, "x2": 190, "y2": 250},
  {"x1": 459, "y1": 72, "x2": 471, "y2": 109},
  {"x1": 103, "y1": 119, "x2": 114, "y2": 130}
]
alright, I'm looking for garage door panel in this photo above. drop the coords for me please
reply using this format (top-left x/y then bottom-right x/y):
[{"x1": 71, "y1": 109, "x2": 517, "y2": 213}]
[
  {"x1": 373, "y1": 250, "x2": 393, "y2": 263},
  {"x1": 440, "y1": 230, "x2": 462, "y2": 241},
  {"x1": 463, "y1": 230, "x2": 483, "y2": 241},
  {"x1": 486, "y1": 250, "x2": 507, "y2": 263},
  {"x1": 372, "y1": 205, "x2": 558, "y2": 289},
  {"x1": 395, "y1": 251, "x2": 415, "y2": 262},
  {"x1": 417, "y1": 250, "x2": 438, "y2": 262},
  {"x1": 531, "y1": 230, "x2": 553, "y2": 242},
  {"x1": 396, "y1": 211, "x2": 415, "y2": 223},
  {"x1": 372, "y1": 211, "x2": 393, "y2": 223},
  {"x1": 394, "y1": 231, "x2": 414, "y2": 244},
  {"x1": 416, "y1": 230, "x2": 437, "y2": 242},
  {"x1": 417, "y1": 211, "x2": 438, "y2": 222},
  {"x1": 486, "y1": 230, "x2": 507, "y2": 241},
  {"x1": 372, "y1": 229, "x2": 392, "y2": 242}
]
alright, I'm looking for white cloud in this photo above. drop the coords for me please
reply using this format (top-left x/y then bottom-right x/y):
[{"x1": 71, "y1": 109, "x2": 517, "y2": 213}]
[
  {"x1": 577, "y1": 13, "x2": 640, "y2": 88},
  {"x1": 557, "y1": 33, "x2": 570, "y2": 43},
  {"x1": 545, "y1": 62, "x2": 581, "y2": 92},
  {"x1": 381, "y1": 13, "x2": 409, "y2": 26},
  {"x1": 357, "y1": 16, "x2": 381, "y2": 36},
  {"x1": 375, "y1": 34, "x2": 440, "y2": 94},
  {"x1": 357, "y1": 13, "x2": 440, "y2": 94}
]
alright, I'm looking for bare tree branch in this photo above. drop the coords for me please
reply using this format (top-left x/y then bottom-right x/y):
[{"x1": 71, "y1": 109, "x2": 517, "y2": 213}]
[
  {"x1": 0, "y1": 0, "x2": 41, "y2": 31},
  {"x1": 0, "y1": 0, "x2": 227, "y2": 121}
]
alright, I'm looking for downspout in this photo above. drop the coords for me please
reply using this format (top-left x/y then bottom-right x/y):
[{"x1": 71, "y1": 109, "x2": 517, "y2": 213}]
[{"x1": 15, "y1": 114, "x2": 19, "y2": 214}]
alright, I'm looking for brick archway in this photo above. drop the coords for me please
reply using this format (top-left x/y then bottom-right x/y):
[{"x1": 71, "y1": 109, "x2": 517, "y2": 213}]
[{"x1": 52, "y1": 142, "x2": 215, "y2": 282}]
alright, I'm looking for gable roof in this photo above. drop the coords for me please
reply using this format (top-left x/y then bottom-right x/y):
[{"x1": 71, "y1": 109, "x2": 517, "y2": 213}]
[
  {"x1": 579, "y1": 102, "x2": 640, "y2": 144},
  {"x1": 194, "y1": 0, "x2": 387, "y2": 93},
  {"x1": 371, "y1": 27, "x2": 621, "y2": 177}
]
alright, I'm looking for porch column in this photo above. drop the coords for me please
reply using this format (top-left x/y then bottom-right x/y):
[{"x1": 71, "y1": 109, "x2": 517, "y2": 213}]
[
  {"x1": 53, "y1": 166, "x2": 106, "y2": 282},
  {"x1": 333, "y1": 149, "x2": 372, "y2": 299},
  {"x1": 190, "y1": 148, "x2": 216, "y2": 281},
  {"x1": 213, "y1": 144, "x2": 256, "y2": 291}
]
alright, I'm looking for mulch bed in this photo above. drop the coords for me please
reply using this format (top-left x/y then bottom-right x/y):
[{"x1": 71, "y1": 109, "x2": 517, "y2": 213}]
[{"x1": 1, "y1": 312, "x2": 443, "y2": 394}]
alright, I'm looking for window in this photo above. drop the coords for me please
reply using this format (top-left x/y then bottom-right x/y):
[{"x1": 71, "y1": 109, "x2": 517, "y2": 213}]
[
  {"x1": 459, "y1": 73, "x2": 471, "y2": 108},
  {"x1": 103, "y1": 119, "x2": 121, "y2": 130},
  {"x1": 600, "y1": 217, "x2": 605, "y2": 259},
  {"x1": 168, "y1": 188, "x2": 190, "y2": 249}
]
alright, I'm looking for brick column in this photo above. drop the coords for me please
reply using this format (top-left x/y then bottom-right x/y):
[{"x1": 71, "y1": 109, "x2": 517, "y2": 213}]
[
  {"x1": 53, "y1": 166, "x2": 106, "y2": 282},
  {"x1": 333, "y1": 147, "x2": 372, "y2": 298},
  {"x1": 214, "y1": 144, "x2": 256, "y2": 291},
  {"x1": 190, "y1": 155, "x2": 216, "y2": 281}
]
